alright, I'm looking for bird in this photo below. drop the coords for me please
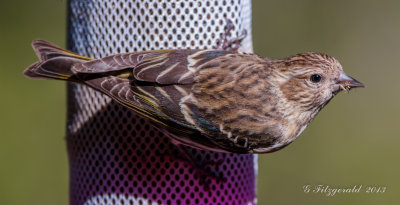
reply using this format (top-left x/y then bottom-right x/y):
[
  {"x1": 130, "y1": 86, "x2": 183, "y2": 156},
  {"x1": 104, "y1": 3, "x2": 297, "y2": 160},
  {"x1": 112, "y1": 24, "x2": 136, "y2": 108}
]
[{"x1": 24, "y1": 39, "x2": 364, "y2": 154}]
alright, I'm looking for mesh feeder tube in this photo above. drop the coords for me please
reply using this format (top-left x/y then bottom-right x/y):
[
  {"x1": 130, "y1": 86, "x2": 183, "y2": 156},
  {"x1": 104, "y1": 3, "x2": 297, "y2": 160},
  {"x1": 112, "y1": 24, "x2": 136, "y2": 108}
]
[{"x1": 67, "y1": 0, "x2": 256, "y2": 204}]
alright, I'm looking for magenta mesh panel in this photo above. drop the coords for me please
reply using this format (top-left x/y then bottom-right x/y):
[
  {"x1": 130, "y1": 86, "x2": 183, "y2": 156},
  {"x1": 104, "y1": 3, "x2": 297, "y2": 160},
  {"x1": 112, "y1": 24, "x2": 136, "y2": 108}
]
[{"x1": 66, "y1": 0, "x2": 256, "y2": 204}]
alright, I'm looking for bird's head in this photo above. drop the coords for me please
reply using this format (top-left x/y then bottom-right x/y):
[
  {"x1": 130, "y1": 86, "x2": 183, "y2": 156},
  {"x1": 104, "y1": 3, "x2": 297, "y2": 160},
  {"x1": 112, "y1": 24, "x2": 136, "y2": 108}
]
[{"x1": 273, "y1": 52, "x2": 364, "y2": 122}]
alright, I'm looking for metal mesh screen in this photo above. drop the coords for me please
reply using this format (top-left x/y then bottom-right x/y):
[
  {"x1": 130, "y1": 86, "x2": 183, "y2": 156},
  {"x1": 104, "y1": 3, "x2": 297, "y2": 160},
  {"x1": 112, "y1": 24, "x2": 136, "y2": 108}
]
[{"x1": 66, "y1": 0, "x2": 256, "y2": 204}]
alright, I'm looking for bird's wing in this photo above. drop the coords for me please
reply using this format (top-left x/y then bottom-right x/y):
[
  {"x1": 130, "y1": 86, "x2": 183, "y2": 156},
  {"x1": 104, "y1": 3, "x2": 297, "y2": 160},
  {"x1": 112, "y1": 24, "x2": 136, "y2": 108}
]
[
  {"x1": 131, "y1": 50, "x2": 232, "y2": 84},
  {"x1": 84, "y1": 76, "x2": 195, "y2": 132},
  {"x1": 72, "y1": 50, "x2": 175, "y2": 75},
  {"x1": 80, "y1": 49, "x2": 234, "y2": 135},
  {"x1": 73, "y1": 49, "x2": 232, "y2": 83}
]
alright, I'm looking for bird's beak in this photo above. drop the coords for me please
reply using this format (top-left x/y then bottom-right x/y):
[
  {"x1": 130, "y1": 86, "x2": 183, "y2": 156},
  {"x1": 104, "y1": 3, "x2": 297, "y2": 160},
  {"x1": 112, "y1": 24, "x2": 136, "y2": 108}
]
[{"x1": 336, "y1": 71, "x2": 365, "y2": 91}]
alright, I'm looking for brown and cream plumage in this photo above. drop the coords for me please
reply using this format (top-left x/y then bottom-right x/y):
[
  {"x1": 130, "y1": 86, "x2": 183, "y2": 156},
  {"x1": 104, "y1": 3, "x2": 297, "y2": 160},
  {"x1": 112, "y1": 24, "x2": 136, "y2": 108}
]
[{"x1": 24, "y1": 40, "x2": 364, "y2": 153}]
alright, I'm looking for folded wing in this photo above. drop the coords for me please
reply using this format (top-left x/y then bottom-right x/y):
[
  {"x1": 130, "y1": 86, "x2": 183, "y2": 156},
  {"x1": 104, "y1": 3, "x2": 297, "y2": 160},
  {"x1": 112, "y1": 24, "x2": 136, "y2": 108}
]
[{"x1": 79, "y1": 49, "x2": 234, "y2": 135}]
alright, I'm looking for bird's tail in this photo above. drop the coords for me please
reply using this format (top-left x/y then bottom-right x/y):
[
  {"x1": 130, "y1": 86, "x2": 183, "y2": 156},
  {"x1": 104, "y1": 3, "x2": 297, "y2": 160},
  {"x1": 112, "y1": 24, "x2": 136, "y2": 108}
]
[{"x1": 23, "y1": 39, "x2": 93, "y2": 82}]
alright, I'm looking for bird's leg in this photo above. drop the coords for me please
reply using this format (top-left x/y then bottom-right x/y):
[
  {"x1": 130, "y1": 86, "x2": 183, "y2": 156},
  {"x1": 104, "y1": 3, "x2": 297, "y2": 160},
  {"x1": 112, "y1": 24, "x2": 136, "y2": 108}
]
[
  {"x1": 151, "y1": 120, "x2": 226, "y2": 188},
  {"x1": 214, "y1": 19, "x2": 248, "y2": 52},
  {"x1": 175, "y1": 145, "x2": 226, "y2": 189},
  {"x1": 169, "y1": 139, "x2": 226, "y2": 189}
]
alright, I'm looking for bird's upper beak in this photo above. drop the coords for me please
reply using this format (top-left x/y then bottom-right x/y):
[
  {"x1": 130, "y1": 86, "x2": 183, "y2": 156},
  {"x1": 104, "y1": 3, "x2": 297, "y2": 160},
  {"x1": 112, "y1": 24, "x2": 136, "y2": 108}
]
[{"x1": 336, "y1": 70, "x2": 365, "y2": 90}]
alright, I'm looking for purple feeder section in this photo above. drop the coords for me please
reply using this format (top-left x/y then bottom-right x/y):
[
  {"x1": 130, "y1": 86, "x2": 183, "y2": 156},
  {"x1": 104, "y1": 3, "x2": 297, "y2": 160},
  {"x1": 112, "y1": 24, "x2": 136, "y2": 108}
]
[{"x1": 66, "y1": 0, "x2": 257, "y2": 204}]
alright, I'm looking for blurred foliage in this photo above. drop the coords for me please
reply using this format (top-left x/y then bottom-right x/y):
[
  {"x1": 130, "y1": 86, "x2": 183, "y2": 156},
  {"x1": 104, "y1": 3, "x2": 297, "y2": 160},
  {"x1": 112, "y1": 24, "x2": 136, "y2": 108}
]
[{"x1": 0, "y1": 0, "x2": 399, "y2": 204}]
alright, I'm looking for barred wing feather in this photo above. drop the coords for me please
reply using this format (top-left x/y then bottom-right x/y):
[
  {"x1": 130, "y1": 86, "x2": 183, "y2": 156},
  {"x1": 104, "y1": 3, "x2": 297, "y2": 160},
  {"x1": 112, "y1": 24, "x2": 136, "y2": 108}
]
[{"x1": 78, "y1": 49, "x2": 235, "y2": 136}]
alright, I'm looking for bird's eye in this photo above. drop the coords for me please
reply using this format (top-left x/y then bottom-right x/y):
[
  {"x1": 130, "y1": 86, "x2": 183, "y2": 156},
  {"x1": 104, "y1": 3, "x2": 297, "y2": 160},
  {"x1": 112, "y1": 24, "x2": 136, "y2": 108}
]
[{"x1": 310, "y1": 74, "x2": 322, "y2": 83}]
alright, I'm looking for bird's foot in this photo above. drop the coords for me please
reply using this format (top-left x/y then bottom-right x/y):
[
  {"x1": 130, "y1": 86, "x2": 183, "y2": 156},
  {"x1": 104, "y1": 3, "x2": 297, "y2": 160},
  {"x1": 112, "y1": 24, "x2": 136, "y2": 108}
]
[
  {"x1": 214, "y1": 19, "x2": 248, "y2": 52},
  {"x1": 171, "y1": 144, "x2": 227, "y2": 190}
]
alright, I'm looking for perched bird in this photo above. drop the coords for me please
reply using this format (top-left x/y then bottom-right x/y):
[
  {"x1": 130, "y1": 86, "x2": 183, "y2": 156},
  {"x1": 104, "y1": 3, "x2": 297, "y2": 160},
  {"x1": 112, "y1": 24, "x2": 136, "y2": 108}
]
[{"x1": 24, "y1": 39, "x2": 364, "y2": 154}]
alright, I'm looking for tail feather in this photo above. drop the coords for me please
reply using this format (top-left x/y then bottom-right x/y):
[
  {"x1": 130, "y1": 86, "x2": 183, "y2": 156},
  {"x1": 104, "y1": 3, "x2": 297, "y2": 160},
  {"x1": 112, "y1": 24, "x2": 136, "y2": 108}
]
[{"x1": 24, "y1": 39, "x2": 93, "y2": 81}]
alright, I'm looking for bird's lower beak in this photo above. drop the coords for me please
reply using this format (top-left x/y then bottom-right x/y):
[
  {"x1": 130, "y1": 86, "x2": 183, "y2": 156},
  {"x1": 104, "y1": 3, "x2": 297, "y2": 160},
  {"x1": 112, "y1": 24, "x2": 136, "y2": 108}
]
[{"x1": 336, "y1": 71, "x2": 365, "y2": 90}]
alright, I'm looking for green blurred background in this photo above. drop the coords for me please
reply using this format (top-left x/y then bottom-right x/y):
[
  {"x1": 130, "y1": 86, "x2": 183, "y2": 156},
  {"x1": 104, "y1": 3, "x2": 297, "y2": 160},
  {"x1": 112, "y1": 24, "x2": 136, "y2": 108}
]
[{"x1": 0, "y1": 0, "x2": 399, "y2": 204}]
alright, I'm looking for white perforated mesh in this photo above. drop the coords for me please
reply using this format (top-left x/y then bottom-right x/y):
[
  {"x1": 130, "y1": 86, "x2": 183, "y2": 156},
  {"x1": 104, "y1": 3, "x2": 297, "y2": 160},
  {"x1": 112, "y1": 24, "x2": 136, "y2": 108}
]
[{"x1": 67, "y1": 0, "x2": 256, "y2": 204}]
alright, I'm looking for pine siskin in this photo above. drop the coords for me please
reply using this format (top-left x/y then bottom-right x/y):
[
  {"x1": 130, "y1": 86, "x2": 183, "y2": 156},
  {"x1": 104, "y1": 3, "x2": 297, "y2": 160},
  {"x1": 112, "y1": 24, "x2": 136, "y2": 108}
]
[{"x1": 24, "y1": 40, "x2": 364, "y2": 153}]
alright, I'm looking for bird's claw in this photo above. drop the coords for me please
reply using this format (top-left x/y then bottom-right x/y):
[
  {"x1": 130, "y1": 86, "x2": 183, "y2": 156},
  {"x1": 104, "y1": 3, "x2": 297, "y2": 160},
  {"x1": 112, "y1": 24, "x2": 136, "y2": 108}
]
[
  {"x1": 214, "y1": 19, "x2": 247, "y2": 52},
  {"x1": 168, "y1": 144, "x2": 226, "y2": 189}
]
